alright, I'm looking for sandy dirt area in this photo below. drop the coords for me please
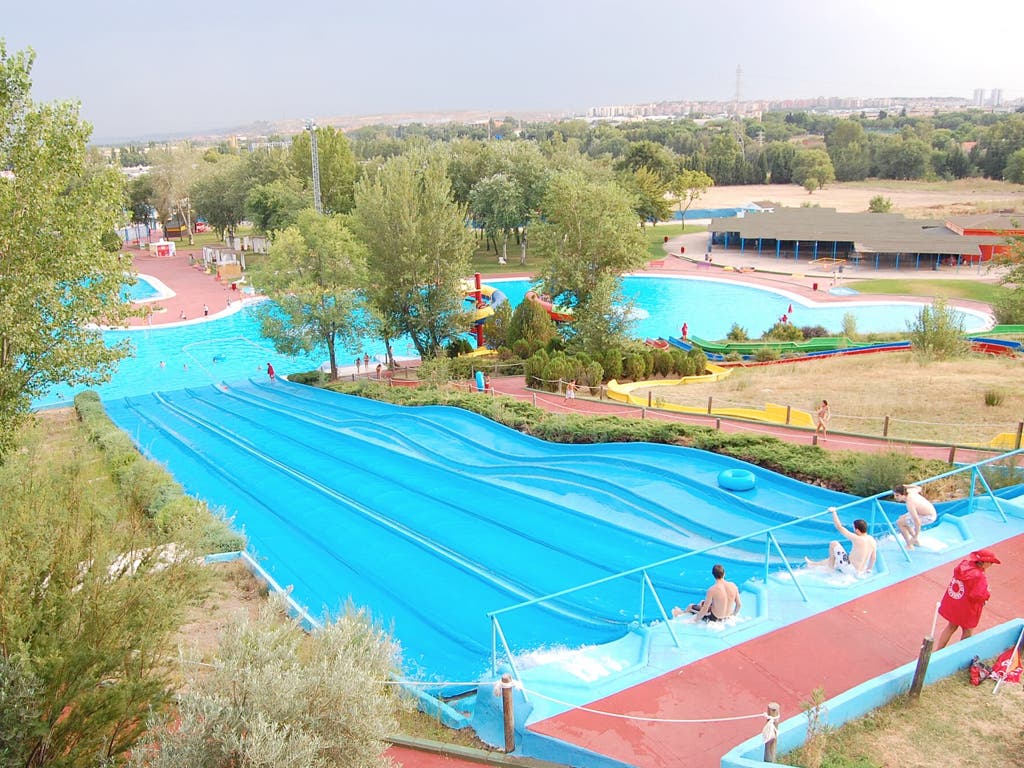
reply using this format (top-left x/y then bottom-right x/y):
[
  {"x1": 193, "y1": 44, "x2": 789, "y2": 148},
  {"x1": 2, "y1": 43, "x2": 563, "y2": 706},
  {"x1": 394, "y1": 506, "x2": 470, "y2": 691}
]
[{"x1": 697, "y1": 179, "x2": 1024, "y2": 217}]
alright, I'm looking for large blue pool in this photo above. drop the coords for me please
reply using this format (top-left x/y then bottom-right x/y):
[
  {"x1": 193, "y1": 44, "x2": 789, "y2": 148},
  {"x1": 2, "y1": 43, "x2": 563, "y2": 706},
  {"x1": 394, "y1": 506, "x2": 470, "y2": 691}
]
[{"x1": 39, "y1": 275, "x2": 990, "y2": 407}]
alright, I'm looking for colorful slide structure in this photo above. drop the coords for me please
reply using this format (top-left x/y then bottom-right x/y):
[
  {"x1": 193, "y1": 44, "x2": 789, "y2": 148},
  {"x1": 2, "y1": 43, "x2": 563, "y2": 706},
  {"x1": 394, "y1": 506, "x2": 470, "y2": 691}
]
[{"x1": 462, "y1": 274, "x2": 507, "y2": 349}]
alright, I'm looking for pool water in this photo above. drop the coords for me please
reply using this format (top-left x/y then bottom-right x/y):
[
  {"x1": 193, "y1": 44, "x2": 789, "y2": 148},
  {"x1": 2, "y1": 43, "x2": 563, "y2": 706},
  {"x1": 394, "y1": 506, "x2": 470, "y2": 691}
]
[
  {"x1": 122, "y1": 275, "x2": 160, "y2": 302},
  {"x1": 38, "y1": 275, "x2": 990, "y2": 407}
]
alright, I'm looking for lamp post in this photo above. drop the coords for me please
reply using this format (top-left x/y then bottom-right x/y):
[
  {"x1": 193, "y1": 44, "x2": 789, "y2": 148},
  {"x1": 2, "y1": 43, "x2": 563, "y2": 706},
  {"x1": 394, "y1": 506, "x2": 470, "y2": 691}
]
[{"x1": 305, "y1": 119, "x2": 323, "y2": 214}]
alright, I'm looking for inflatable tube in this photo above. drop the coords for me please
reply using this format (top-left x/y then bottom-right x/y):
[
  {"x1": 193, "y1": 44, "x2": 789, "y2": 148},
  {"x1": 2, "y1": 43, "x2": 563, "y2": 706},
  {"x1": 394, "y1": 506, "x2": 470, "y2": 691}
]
[
  {"x1": 474, "y1": 370, "x2": 485, "y2": 391},
  {"x1": 717, "y1": 468, "x2": 756, "y2": 492}
]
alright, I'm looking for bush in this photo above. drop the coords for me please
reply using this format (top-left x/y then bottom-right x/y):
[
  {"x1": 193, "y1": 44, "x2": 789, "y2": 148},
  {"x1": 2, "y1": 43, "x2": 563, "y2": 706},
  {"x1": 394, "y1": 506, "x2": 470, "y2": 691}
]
[
  {"x1": 753, "y1": 347, "x2": 781, "y2": 362},
  {"x1": 726, "y1": 323, "x2": 749, "y2": 341},
  {"x1": 993, "y1": 286, "x2": 1024, "y2": 324},
  {"x1": 800, "y1": 325, "x2": 831, "y2": 339},
  {"x1": 764, "y1": 322, "x2": 805, "y2": 341},
  {"x1": 847, "y1": 451, "x2": 916, "y2": 498},
  {"x1": 841, "y1": 312, "x2": 858, "y2": 339},
  {"x1": 907, "y1": 298, "x2": 968, "y2": 361},
  {"x1": 983, "y1": 389, "x2": 1005, "y2": 407},
  {"x1": 446, "y1": 337, "x2": 473, "y2": 357},
  {"x1": 652, "y1": 349, "x2": 673, "y2": 377},
  {"x1": 868, "y1": 194, "x2": 893, "y2": 213}
]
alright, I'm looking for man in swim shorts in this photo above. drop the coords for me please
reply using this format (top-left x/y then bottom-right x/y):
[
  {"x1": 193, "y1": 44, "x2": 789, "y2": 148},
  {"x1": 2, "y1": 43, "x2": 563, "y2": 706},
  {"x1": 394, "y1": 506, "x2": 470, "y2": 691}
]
[
  {"x1": 672, "y1": 564, "x2": 741, "y2": 623},
  {"x1": 893, "y1": 483, "x2": 937, "y2": 550},
  {"x1": 806, "y1": 508, "x2": 876, "y2": 576}
]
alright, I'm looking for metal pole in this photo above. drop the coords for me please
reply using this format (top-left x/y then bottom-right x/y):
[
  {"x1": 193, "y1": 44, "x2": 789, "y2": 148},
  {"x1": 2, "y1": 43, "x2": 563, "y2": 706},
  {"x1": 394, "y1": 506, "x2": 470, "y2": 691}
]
[
  {"x1": 500, "y1": 674, "x2": 515, "y2": 752},
  {"x1": 306, "y1": 119, "x2": 323, "y2": 214}
]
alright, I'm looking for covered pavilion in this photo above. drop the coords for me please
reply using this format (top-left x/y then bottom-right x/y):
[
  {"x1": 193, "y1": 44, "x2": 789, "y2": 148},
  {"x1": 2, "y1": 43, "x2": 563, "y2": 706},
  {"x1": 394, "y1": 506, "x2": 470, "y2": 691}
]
[{"x1": 709, "y1": 207, "x2": 1006, "y2": 271}]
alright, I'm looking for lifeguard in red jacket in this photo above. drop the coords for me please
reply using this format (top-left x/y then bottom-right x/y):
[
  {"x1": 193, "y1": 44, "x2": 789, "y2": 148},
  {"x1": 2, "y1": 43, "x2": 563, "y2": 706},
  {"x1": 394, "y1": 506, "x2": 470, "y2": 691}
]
[{"x1": 935, "y1": 548, "x2": 1000, "y2": 650}]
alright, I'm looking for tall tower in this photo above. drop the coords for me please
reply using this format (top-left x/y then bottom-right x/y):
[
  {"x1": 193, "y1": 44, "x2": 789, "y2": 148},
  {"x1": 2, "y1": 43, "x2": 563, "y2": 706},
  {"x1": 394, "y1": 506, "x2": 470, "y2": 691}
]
[
  {"x1": 734, "y1": 64, "x2": 743, "y2": 116},
  {"x1": 305, "y1": 119, "x2": 323, "y2": 214},
  {"x1": 973, "y1": 88, "x2": 985, "y2": 107}
]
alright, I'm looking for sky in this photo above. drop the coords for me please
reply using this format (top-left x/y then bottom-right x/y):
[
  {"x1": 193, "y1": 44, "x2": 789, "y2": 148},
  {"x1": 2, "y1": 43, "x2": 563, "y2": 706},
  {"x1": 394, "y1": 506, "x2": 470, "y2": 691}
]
[{"x1": 4, "y1": 0, "x2": 1022, "y2": 144}]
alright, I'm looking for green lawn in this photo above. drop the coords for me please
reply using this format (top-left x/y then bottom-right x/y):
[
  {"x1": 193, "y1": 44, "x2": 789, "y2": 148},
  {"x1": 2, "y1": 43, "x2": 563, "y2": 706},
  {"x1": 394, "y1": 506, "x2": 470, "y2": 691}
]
[{"x1": 849, "y1": 278, "x2": 1005, "y2": 304}]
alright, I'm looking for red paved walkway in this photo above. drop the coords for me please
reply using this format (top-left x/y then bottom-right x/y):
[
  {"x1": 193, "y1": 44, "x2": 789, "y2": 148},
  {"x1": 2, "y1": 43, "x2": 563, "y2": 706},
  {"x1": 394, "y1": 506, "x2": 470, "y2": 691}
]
[{"x1": 529, "y1": 534, "x2": 1024, "y2": 768}]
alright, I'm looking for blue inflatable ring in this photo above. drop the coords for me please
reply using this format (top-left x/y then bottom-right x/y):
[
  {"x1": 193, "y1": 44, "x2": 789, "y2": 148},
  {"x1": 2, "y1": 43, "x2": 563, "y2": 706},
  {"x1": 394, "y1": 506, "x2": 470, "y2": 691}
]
[{"x1": 718, "y1": 468, "x2": 756, "y2": 492}]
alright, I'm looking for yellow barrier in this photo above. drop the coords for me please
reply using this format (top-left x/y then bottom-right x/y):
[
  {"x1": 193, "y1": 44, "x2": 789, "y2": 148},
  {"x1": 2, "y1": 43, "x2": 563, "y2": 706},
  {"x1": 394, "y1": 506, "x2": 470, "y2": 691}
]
[{"x1": 606, "y1": 368, "x2": 815, "y2": 427}]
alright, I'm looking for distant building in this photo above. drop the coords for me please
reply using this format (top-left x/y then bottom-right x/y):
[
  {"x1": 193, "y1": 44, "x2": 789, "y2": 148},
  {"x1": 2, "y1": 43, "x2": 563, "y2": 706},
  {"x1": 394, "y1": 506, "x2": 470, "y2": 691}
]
[
  {"x1": 973, "y1": 88, "x2": 986, "y2": 106},
  {"x1": 990, "y1": 89, "x2": 1003, "y2": 107}
]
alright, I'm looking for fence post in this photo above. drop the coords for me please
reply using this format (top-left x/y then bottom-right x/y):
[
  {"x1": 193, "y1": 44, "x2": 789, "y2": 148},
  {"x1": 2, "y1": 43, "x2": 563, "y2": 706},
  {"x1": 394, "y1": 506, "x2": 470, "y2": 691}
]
[
  {"x1": 812, "y1": 434, "x2": 818, "y2": 446},
  {"x1": 648, "y1": 391, "x2": 653, "y2": 408},
  {"x1": 715, "y1": 418, "x2": 721, "y2": 430},
  {"x1": 641, "y1": 408, "x2": 647, "y2": 420},
  {"x1": 1016, "y1": 421, "x2": 1023, "y2": 450},
  {"x1": 763, "y1": 702, "x2": 780, "y2": 762},
  {"x1": 532, "y1": 393, "x2": 537, "y2": 407},
  {"x1": 500, "y1": 674, "x2": 516, "y2": 752},
  {"x1": 785, "y1": 405, "x2": 791, "y2": 425},
  {"x1": 707, "y1": 396, "x2": 713, "y2": 415},
  {"x1": 883, "y1": 415, "x2": 890, "y2": 437},
  {"x1": 948, "y1": 445, "x2": 957, "y2": 464}
]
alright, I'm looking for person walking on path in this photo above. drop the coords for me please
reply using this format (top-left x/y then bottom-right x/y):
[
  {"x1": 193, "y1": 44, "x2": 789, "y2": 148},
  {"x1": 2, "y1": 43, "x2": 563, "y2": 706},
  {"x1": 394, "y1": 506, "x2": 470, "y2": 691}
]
[
  {"x1": 935, "y1": 548, "x2": 1000, "y2": 650},
  {"x1": 565, "y1": 380, "x2": 577, "y2": 400},
  {"x1": 815, "y1": 399, "x2": 831, "y2": 441},
  {"x1": 266, "y1": 362, "x2": 276, "y2": 381}
]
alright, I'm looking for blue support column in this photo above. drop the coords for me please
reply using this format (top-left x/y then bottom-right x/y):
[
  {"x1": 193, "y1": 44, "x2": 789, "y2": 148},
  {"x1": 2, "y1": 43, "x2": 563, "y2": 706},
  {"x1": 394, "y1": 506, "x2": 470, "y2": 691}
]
[
  {"x1": 758, "y1": 238, "x2": 763, "y2": 254},
  {"x1": 895, "y1": 252, "x2": 900, "y2": 270},
  {"x1": 813, "y1": 241, "x2": 819, "y2": 259},
  {"x1": 915, "y1": 253, "x2": 921, "y2": 270},
  {"x1": 776, "y1": 240, "x2": 781, "y2": 259},
  {"x1": 795, "y1": 240, "x2": 800, "y2": 261},
  {"x1": 874, "y1": 253, "x2": 879, "y2": 269},
  {"x1": 740, "y1": 237, "x2": 745, "y2": 253},
  {"x1": 832, "y1": 241, "x2": 838, "y2": 259},
  {"x1": 724, "y1": 232, "x2": 730, "y2": 249}
]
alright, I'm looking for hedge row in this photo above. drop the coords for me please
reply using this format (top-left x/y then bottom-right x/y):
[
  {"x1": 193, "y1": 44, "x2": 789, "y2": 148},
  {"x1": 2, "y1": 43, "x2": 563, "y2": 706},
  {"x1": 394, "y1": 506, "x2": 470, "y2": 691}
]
[{"x1": 74, "y1": 391, "x2": 246, "y2": 553}]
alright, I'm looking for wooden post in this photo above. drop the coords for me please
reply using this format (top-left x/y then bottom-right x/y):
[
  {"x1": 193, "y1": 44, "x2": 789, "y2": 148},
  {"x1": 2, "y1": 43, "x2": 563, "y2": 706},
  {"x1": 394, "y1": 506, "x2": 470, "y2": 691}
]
[
  {"x1": 500, "y1": 674, "x2": 515, "y2": 752},
  {"x1": 641, "y1": 408, "x2": 647, "y2": 420},
  {"x1": 948, "y1": 446, "x2": 957, "y2": 464},
  {"x1": 909, "y1": 636, "x2": 934, "y2": 701},
  {"x1": 812, "y1": 434, "x2": 818, "y2": 446},
  {"x1": 648, "y1": 391, "x2": 653, "y2": 408},
  {"x1": 707, "y1": 396, "x2": 713, "y2": 415},
  {"x1": 883, "y1": 415, "x2": 890, "y2": 437},
  {"x1": 715, "y1": 418, "x2": 721, "y2": 430},
  {"x1": 532, "y1": 393, "x2": 537, "y2": 407},
  {"x1": 785, "y1": 405, "x2": 791, "y2": 425},
  {"x1": 1015, "y1": 421, "x2": 1023, "y2": 450},
  {"x1": 763, "y1": 701, "x2": 780, "y2": 762}
]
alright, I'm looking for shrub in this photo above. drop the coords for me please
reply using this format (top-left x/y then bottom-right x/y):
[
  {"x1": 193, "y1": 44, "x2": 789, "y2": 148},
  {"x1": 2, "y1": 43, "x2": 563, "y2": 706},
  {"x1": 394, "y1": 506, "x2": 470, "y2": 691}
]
[
  {"x1": 764, "y1": 322, "x2": 805, "y2": 341},
  {"x1": 753, "y1": 347, "x2": 781, "y2": 362},
  {"x1": 847, "y1": 451, "x2": 916, "y2": 498},
  {"x1": 993, "y1": 286, "x2": 1024, "y2": 324},
  {"x1": 800, "y1": 325, "x2": 830, "y2": 339},
  {"x1": 907, "y1": 298, "x2": 968, "y2": 361},
  {"x1": 868, "y1": 195, "x2": 893, "y2": 213},
  {"x1": 983, "y1": 389, "x2": 1005, "y2": 407},
  {"x1": 446, "y1": 337, "x2": 473, "y2": 357},
  {"x1": 726, "y1": 323, "x2": 749, "y2": 341},
  {"x1": 841, "y1": 312, "x2": 858, "y2": 339},
  {"x1": 652, "y1": 349, "x2": 673, "y2": 377}
]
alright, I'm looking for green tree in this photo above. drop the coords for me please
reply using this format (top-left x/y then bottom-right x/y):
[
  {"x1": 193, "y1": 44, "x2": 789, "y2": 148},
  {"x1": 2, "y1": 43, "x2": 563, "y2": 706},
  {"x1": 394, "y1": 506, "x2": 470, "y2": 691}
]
[
  {"x1": 625, "y1": 167, "x2": 671, "y2": 226},
  {"x1": 129, "y1": 599, "x2": 402, "y2": 768},
  {"x1": 614, "y1": 140, "x2": 677, "y2": 182},
  {"x1": 531, "y1": 171, "x2": 648, "y2": 352},
  {"x1": 248, "y1": 210, "x2": 368, "y2": 379},
  {"x1": 0, "y1": 43, "x2": 135, "y2": 459},
  {"x1": 469, "y1": 173, "x2": 526, "y2": 263},
  {"x1": 246, "y1": 177, "x2": 309, "y2": 233},
  {"x1": 127, "y1": 173, "x2": 157, "y2": 225},
  {"x1": 669, "y1": 169, "x2": 713, "y2": 229},
  {"x1": 507, "y1": 295, "x2": 557, "y2": 354},
  {"x1": 825, "y1": 119, "x2": 871, "y2": 181},
  {"x1": 351, "y1": 148, "x2": 475, "y2": 360},
  {"x1": 1003, "y1": 147, "x2": 1024, "y2": 184},
  {"x1": 792, "y1": 149, "x2": 835, "y2": 189},
  {"x1": 190, "y1": 154, "x2": 248, "y2": 238},
  {"x1": 290, "y1": 125, "x2": 358, "y2": 214},
  {"x1": 148, "y1": 145, "x2": 202, "y2": 244}
]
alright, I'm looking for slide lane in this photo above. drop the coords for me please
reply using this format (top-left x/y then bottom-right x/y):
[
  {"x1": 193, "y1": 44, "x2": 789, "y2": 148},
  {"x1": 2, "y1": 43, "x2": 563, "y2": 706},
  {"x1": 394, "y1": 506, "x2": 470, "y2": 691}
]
[
  {"x1": 166, "y1": 386, "x2": 707, "y2": 608},
  {"x1": 232, "y1": 382, "x2": 845, "y2": 553},
  {"x1": 109, "y1": 391, "x2": 631, "y2": 685}
]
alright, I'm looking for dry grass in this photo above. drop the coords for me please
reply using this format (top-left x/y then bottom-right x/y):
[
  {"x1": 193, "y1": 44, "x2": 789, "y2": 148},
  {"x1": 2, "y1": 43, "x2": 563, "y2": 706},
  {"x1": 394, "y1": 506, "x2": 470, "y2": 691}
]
[
  {"x1": 637, "y1": 352, "x2": 1024, "y2": 445},
  {"x1": 786, "y1": 671, "x2": 1024, "y2": 768}
]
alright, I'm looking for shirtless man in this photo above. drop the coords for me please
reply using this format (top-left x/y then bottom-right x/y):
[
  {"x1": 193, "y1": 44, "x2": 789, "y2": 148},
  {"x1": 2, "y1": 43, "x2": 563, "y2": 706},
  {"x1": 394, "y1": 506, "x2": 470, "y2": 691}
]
[
  {"x1": 673, "y1": 564, "x2": 741, "y2": 622},
  {"x1": 806, "y1": 507, "x2": 876, "y2": 576},
  {"x1": 893, "y1": 484, "x2": 937, "y2": 550}
]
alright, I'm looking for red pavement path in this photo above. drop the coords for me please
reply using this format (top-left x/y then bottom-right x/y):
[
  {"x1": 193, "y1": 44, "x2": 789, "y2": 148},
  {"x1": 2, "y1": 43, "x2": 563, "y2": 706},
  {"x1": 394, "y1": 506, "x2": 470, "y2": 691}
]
[{"x1": 528, "y1": 534, "x2": 1024, "y2": 768}]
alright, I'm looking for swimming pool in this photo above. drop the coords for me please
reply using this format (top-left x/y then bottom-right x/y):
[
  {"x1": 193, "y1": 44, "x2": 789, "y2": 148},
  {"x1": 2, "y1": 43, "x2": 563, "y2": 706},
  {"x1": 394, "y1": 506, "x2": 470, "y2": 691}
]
[{"x1": 38, "y1": 275, "x2": 990, "y2": 407}]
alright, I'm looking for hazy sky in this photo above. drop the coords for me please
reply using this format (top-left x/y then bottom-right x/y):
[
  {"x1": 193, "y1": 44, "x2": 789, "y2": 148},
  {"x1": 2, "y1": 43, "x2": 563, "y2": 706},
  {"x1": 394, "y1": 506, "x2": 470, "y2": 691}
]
[{"x1": 4, "y1": 0, "x2": 1021, "y2": 143}]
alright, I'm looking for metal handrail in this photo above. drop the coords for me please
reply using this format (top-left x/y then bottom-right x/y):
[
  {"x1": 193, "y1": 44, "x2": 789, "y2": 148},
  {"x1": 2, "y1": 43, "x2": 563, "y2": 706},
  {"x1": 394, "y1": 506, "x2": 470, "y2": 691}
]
[{"x1": 487, "y1": 448, "x2": 1023, "y2": 676}]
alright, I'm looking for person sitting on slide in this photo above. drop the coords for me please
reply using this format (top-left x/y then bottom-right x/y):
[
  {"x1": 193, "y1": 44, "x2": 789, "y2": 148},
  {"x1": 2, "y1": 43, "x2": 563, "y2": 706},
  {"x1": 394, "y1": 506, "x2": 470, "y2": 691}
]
[
  {"x1": 671, "y1": 564, "x2": 741, "y2": 622},
  {"x1": 805, "y1": 507, "x2": 876, "y2": 576}
]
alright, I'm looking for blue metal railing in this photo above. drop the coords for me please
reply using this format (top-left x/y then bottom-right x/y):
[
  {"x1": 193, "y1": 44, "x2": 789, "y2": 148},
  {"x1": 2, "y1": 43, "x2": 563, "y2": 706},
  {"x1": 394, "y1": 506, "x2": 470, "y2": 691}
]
[{"x1": 486, "y1": 449, "x2": 1023, "y2": 678}]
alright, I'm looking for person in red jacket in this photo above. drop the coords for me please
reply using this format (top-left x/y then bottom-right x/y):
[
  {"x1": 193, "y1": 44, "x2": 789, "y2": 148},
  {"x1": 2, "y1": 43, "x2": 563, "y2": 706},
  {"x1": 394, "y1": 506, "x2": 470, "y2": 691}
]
[{"x1": 935, "y1": 548, "x2": 1000, "y2": 650}]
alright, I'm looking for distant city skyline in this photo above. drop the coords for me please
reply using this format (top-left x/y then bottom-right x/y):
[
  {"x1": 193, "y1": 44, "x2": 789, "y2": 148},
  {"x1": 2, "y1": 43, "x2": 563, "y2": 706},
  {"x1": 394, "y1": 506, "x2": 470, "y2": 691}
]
[{"x1": 4, "y1": 0, "x2": 1021, "y2": 143}]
